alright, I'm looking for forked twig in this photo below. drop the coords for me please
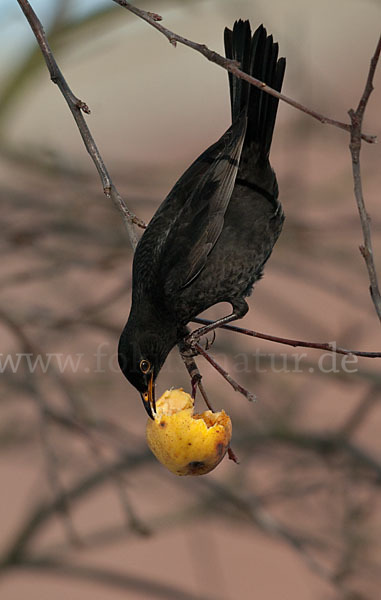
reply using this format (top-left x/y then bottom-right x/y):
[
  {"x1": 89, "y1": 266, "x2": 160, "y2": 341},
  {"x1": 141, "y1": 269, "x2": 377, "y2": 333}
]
[
  {"x1": 348, "y1": 34, "x2": 381, "y2": 322},
  {"x1": 16, "y1": 0, "x2": 146, "y2": 250}
]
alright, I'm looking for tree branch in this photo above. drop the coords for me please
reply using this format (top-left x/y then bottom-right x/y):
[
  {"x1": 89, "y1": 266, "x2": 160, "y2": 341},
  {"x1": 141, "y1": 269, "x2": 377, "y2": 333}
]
[
  {"x1": 193, "y1": 343, "x2": 256, "y2": 402},
  {"x1": 349, "y1": 34, "x2": 381, "y2": 322},
  {"x1": 192, "y1": 317, "x2": 381, "y2": 358},
  {"x1": 16, "y1": 0, "x2": 146, "y2": 250},
  {"x1": 112, "y1": 0, "x2": 377, "y2": 144}
]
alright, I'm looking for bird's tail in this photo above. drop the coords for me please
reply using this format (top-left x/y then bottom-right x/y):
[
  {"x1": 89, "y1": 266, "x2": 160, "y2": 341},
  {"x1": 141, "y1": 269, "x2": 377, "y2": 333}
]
[{"x1": 224, "y1": 20, "x2": 286, "y2": 161}]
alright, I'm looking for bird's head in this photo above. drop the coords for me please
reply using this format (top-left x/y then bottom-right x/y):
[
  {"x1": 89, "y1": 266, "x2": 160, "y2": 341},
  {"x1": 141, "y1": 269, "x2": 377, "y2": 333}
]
[{"x1": 118, "y1": 325, "x2": 175, "y2": 419}]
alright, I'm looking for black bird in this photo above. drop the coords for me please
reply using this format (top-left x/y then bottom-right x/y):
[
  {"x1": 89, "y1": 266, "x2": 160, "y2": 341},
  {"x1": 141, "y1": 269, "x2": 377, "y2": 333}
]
[{"x1": 118, "y1": 20, "x2": 286, "y2": 418}]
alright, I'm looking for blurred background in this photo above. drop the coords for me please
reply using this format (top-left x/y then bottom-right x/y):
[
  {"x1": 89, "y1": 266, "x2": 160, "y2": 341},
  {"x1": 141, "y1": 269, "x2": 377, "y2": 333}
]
[{"x1": 1, "y1": 1, "x2": 381, "y2": 599}]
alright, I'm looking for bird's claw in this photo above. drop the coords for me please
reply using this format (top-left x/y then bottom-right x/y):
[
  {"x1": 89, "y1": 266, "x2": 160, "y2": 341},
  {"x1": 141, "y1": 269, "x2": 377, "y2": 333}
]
[
  {"x1": 191, "y1": 373, "x2": 202, "y2": 398},
  {"x1": 184, "y1": 329, "x2": 216, "y2": 352},
  {"x1": 180, "y1": 344, "x2": 199, "y2": 359},
  {"x1": 204, "y1": 330, "x2": 216, "y2": 351}
]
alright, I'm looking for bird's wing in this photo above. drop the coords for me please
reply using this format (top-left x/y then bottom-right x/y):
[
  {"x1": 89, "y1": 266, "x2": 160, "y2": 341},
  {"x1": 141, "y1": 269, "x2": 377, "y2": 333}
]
[{"x1": 161, "y1": 113, "x2": 247, "y2": 291}]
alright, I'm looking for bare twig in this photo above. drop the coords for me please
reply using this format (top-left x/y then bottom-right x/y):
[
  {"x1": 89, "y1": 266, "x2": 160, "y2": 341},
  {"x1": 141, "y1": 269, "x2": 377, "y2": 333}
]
[
  {"x1": 349, "y1": 34, "x2": 381, "y2": 322},
  {"x1": 112, "y1": 0, "x2": 376, "y2": 144},
  {"x1": 194, "y1": 343, "x2": 256, "y2": 403},
  {"x1": 16, "y1": 0, "x2": 146, "y2": 250},
  {"x1": 192, "y1": 317, "x2": 381, "y2": 358}
]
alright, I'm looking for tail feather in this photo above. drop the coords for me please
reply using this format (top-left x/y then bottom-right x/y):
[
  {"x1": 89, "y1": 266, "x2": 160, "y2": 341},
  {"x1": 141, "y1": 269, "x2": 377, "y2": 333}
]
[
  {"x1": 224, "y1": 20, "x2": 251, "y2": 120},
  {"x1": 224, "y1": 20, "x2": 286, "y2": 161}
]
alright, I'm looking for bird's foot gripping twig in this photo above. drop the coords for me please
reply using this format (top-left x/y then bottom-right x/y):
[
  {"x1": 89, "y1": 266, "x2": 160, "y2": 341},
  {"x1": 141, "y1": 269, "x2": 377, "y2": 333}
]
[
  {"x1": 186, "y1": 330, "x2": 217, "y2": 356},
  {"x1": 180, "y1": 315, "x2": 256, "y2": 403},
  {"x1": 184, "y1": 312, "x2": 240, "y2": 350}
]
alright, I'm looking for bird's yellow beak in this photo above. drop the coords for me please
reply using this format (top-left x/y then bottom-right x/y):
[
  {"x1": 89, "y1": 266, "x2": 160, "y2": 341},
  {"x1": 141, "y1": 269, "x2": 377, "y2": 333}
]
[{"x1": 142, "y1": 372, "x2": 155, "y2": 419}]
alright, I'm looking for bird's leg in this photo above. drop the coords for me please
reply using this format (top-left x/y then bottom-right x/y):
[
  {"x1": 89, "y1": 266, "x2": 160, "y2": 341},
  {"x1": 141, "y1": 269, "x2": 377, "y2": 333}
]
[
  {"x1": 178, "y1": 339, "x2": 201, "y2": 398},
  {"x1": 191, "y1": 374, "x2": 201, "y2": 399},
  {"x1": 185, "y1": 298, "x2": 248, "y2": 349},
  {"x1": 179, "y1": 342, "x2": 211, "y2": 406}
]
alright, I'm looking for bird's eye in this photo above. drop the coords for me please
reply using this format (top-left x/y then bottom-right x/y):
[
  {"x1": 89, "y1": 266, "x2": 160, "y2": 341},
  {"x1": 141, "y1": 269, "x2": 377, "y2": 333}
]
[{"x1": 139, "y1": 359, "x2": 151, "y2": 374}]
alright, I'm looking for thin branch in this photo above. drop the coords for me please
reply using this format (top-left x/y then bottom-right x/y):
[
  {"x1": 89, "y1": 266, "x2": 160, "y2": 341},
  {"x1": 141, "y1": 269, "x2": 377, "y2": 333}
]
[
  {"x1": 192, "y1": 317, "x2": 381, "y2": 358},
  {"x1": 194, "y1": 343, "x2": 256, "y2": 402},
  {"x1": 112, "y1": 0, "x2": 376, "y2": 144},
  {"x1": 16, "y1": 0, "x2": 146, "y2": 250},
  {"x1": 349, "y1": 34, "x2": 381, "y2": 322}
]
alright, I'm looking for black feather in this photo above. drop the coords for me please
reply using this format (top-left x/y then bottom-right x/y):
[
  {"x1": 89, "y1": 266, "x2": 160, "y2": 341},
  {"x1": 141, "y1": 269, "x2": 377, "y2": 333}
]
[{"x1": 224, "y1": 21, "x2": 286, "y2": 160}]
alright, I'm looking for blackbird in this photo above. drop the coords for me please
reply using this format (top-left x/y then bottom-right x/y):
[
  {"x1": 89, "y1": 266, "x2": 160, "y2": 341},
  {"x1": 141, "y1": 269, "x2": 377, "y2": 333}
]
[{"x1": 118, "y1": 20, "x2": 286, "y2": 418}]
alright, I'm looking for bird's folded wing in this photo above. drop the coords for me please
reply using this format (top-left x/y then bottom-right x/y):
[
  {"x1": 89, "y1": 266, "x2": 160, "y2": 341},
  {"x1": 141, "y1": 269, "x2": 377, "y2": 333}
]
[{"x1": 162, "y1": 113, "x2": 247, "y2": 292}]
